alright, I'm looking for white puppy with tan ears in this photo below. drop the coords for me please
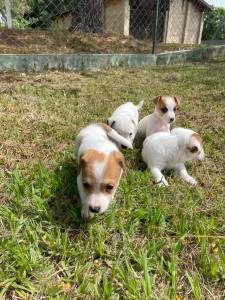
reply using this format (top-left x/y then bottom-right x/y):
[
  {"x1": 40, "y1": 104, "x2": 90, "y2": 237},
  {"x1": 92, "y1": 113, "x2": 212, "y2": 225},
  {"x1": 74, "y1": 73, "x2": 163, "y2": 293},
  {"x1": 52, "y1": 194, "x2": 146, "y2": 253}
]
[
  {"x1": 142, "y1": 127, "x2": 204, "y2": 186},
  {"x1": 107, "y1": 100, "x2": 144, "y2": 144},
  {"x1": 136, "y1": 96, "x2": 180, "y2": 141},
  {"x1": 76, "y1": 123, "x2": 132, "y2": 219}
]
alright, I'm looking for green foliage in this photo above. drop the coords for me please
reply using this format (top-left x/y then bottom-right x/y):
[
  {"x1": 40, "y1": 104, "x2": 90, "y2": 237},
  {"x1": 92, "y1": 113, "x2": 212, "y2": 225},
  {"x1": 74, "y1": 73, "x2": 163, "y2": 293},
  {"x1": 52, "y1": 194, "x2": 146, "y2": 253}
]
[
  {"x1": 202, "y1": 7, "x2": 225, "y2": 40},
  {"x1": 0, "y1": 0, "x2": 28, "y2": 28},
  {"x1": 24, "y1": 0, "x2": 74, "y2": 28}
]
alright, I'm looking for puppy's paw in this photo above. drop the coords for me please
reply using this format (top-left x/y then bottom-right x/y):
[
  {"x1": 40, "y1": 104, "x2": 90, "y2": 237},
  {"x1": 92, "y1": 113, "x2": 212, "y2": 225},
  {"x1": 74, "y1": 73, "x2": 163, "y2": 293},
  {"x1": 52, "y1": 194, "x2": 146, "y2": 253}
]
[
  {"x1": 184, "y1": 175, "x2": 198, "y2": 186},
  {"x1": 162, "y1": 180, "x2": 169, "y2": 187},
  {"x1": 81, "y1": 207, "x2": 94, "y2": 219},
  {"x1": 155, "y1": 179, "x2": 169, "y2": 187}
]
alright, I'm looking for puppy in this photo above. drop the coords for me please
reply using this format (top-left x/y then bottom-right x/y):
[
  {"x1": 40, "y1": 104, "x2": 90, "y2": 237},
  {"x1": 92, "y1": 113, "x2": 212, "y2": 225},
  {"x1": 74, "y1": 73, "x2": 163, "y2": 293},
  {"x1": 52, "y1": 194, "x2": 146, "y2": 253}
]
[
  {"x1": 107, "y1": 100, "x2": 144, "y2": 144},
  {"x1": 76, "y1": 123, "x2": 132, "y2": 218},
  {"x1": 142, "y1": 128, "x2": 204, "y2": 186},
  {"x1": 136, "y1": 96, "x2": 179, "y2": 141}
]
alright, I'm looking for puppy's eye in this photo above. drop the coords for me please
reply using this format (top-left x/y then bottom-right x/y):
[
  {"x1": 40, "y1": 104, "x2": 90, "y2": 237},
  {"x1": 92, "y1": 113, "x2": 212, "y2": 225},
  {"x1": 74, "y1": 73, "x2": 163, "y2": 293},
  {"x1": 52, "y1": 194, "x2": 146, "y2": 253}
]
[
  {"x1": 105, "y1": 184, "x2": 114, "y2": 193},
  {"x1": 83, "y1": 182, "x2": 90, "y2": 188},
  {"x1": 174, "y1": 107, "x2": 177, "y2": 111},
  {"x1": 161, "y1": 107, "x2": 168, "y2": 113},
  {"x1": 129, "y1": 133, "x2": 133, "y2": 137},
  {"x1": 190, "y1": 146, "x2": 198, "y2": 153}
]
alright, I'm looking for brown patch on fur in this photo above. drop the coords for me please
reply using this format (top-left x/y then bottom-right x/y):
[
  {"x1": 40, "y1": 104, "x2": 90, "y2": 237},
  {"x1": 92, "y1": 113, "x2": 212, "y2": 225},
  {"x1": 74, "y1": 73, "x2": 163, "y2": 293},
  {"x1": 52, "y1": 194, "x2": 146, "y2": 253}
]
[
  {"x1": 78, "y1": 150, "x2": 105, "y2": 194},
  {"x1": 192, "y1": 133, "x2": 202, "y2": 145},
  {"x1": 154, "y1": 96, "x2": 168, "y2": 115},
  {"x1": 97, "y1": 123, "x2": 112, "y2": 133},
  {"x1": 100, "y1": 151, "x2": 125, "y2": 194},
  {"x1": 78, "y1": 149, "x2": 124, "y2": 196}
]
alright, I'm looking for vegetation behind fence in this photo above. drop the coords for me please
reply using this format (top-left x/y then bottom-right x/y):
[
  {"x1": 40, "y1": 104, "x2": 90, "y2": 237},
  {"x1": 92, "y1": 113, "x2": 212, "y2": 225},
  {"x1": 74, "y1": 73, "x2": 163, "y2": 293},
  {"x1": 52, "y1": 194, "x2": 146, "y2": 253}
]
[{"x1": 0, "y1": 0, "x2": 224, "y2": 54}]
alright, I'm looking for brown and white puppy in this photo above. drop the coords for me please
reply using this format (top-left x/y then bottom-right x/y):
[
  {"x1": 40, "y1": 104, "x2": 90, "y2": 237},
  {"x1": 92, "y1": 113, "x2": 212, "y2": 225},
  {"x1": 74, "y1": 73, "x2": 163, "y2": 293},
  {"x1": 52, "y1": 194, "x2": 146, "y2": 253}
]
[
  {"x1": 136, "y1": 96, "x2": 180, "y2": 141},
  {"x1": 76, "y1": 123, "x2": 132, "y2": 218},
  {"x1": 142, "y1": 128, "x2": 204, "y2": 186}
]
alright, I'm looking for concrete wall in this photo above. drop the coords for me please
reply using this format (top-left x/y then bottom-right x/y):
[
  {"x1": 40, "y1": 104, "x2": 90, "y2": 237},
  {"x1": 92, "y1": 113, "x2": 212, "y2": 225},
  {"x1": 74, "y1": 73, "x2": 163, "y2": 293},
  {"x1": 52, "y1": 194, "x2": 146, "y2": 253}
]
[
  {"x1": 104, "y1": 0, "x2": 130, "y2": 36},
  {"x1": 164, "y1": 0, "x2": 203, "y2": 45}
]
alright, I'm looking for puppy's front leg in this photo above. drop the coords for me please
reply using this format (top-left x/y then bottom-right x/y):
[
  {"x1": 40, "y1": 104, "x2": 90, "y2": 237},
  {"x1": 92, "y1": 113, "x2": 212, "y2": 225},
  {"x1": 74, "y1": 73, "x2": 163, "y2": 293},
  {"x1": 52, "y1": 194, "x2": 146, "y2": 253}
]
[
  {"x1": 151, "y1": 167, "x2": 168, "y2": 186},
  {"x1": 176, "y1": 164, "x2": 197, "y2": 185}
]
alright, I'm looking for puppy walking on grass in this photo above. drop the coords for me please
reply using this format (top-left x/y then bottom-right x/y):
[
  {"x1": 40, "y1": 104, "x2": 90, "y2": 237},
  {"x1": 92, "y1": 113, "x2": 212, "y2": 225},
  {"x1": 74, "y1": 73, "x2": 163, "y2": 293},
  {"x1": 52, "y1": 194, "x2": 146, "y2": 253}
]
[
  {"x1": 142, "y1": 128, "x2": 204, "y2": 186},
  {"x1": 76, "y1": 123, "x2": 132, "y2": 219}
]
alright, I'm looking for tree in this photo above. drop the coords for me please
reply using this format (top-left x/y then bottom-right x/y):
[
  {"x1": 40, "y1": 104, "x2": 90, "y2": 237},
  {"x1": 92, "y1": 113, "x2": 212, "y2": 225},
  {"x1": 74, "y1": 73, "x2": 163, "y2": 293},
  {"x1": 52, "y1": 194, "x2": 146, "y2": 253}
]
[
  {"x1": 0, "y1": 0, "x2": 29, "y2": 28},
  {"x1": 4, "y1": 0, "x2": 12, "y2": 28},
  {"x1": 202, "y1": 7, "x2": 225, "y2": 41}
]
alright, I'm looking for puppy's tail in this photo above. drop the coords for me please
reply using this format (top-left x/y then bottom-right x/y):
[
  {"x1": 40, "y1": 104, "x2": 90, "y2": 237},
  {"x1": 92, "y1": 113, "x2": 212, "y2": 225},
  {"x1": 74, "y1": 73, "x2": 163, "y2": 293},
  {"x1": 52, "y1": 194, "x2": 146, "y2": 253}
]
[
  {"x1": 98, "y1": 123, "x2": 133, "y2": 149},
  {"x1": 136, "y1": 100, "x2": 144, "y2": 111}
]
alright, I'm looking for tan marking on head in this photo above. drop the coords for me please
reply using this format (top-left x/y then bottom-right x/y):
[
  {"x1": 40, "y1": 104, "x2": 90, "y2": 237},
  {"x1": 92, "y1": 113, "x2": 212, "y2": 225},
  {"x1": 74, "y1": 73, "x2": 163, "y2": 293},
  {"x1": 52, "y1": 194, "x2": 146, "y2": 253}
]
[
  {"x1": 100, "y1": 151, "x2": 125, "y2": 195},
  {"x1": 192, "y1": 133, "x2": 202, "y2": 145},
  {"x1": 154, "y1": 96, "x2": 168, "y2": 115},
  {"x1": 78, "y1": 149, "x2": 105, "y2": 194}
]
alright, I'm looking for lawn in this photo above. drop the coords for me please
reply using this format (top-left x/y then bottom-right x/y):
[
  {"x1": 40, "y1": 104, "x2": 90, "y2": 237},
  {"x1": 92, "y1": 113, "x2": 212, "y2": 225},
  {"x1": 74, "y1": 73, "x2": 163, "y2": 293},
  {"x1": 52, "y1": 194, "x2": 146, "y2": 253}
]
[{"x1": 0, "y1": 61, "x2": 224, "y2": 299}]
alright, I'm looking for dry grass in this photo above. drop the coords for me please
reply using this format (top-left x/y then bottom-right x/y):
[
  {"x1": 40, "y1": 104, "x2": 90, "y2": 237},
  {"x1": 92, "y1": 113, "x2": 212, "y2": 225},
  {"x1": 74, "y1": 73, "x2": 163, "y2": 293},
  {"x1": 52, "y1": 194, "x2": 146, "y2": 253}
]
[{"x1": 0, "y1": 28, "x2": 198, "y2": 54}]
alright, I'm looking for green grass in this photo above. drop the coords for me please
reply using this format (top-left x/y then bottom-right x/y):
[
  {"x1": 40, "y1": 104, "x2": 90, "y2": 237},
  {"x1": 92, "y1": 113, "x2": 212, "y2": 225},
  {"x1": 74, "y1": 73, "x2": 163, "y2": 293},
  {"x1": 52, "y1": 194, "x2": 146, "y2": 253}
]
[{"x1": 0, "y1": 61, "x2": 225, "y2": 299}]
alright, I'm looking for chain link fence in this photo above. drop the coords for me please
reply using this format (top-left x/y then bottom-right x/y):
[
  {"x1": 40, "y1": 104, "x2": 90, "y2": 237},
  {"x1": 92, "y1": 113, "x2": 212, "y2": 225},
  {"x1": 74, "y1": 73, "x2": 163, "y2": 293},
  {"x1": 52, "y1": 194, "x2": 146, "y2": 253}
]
[{"x1": 0, "y1": 0, "x2": 224, "y2": 54}]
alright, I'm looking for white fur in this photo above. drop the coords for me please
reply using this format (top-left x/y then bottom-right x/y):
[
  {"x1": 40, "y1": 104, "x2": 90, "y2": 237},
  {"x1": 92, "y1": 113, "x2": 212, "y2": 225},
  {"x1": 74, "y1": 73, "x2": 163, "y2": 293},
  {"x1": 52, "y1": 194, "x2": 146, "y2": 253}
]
[
  {"x1": 142, "y1": 128, "x2": 204, "y2": 186},
  {"x1": 76, "y1": 124, "x2": 125, "y2": 218},
  {"x1": 107, "y1": 100, "x2": 144, "y2": 144},
  {"x1": 136, "y1": 97, "x2": 177, "y2": 140}
]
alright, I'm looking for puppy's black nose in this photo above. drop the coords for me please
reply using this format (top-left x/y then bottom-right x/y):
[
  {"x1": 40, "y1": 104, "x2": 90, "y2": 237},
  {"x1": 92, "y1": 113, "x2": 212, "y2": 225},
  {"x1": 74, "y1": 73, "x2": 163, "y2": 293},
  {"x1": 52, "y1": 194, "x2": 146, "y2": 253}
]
[
  {"x1": 121, "y1": 145, "x2": 128, "y2": 149},
  {"x1": 89, "y1": 206, "x2": 101, "y2": 213},
  {"x1": 169, "y1": 118, "x2": 174, "y2": 123}
]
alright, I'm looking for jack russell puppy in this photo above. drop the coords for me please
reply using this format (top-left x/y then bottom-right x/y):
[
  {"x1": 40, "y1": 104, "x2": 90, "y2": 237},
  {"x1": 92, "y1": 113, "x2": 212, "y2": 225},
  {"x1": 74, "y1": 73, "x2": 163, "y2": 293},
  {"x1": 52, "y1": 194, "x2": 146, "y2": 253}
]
[
  {"x1": 107, "y1": 100, "x2": 144, "y2": 145},
  {"x1": 76, "y1": 123, "x2": 132, "y2": 218},
  {"x1": 136, "y1": 96, "x2": 180, "y2": 141},
  {"x1": 142, "y1": 127, "x2": 204, "y2": 186}
]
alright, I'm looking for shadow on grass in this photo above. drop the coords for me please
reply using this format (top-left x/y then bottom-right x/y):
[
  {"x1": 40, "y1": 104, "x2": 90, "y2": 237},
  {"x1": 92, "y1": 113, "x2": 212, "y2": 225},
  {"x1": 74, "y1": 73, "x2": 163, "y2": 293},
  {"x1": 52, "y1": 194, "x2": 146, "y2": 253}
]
[{"x1": 48, "y1": 157, "x2": 86, "y2": 229}]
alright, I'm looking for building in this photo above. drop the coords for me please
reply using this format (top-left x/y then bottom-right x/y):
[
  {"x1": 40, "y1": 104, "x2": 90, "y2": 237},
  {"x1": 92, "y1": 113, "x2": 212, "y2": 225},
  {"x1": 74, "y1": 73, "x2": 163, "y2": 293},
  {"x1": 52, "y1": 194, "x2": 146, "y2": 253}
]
[
  {"x1": 50, "y1": 0, "x2": 212, "y2": 44},
  {"x1": 163, "y1": 0, "x2": 212, "y2": 44}
]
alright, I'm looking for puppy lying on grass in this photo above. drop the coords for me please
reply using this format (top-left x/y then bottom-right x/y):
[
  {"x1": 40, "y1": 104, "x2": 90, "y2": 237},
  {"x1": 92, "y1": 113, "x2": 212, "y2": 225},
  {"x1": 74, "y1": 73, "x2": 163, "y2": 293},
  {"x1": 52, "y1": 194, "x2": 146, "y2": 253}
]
[
  {"x1": 107, "y1": 100, "x2": 144, "y2": 145},
  {"x1": 76, "y1": 123, "x2": 132, "y2": 218},
  {"x1": 136, "y1": 96, "x2": 180, "y2": 142},
  {"x1": 142, "y1": 127, "x2": 204, "y2": 186}
]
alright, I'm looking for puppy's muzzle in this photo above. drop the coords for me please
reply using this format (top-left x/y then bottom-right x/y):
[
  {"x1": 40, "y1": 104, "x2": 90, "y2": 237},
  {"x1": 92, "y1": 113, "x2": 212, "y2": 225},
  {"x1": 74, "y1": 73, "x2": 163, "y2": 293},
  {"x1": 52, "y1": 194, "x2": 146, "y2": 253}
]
[
  {"x1": 169, "y1": 118, "x2": 174, "y2": 123},
  {"x1": 89, "y1": 205, "x2": 101, "y2": 213}
]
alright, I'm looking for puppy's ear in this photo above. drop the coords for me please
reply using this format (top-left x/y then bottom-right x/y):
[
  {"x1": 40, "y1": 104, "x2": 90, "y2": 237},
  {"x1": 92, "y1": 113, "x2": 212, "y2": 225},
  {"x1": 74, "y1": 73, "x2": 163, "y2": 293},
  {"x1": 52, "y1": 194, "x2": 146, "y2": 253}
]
[
  {"x1": 153, "y1": 95, "x2": 162, "y2": 104},
  {"x1": 114, "y1": 151, "x2": 126, "y2": 173},
  {"x1": 78, "y1": 152, "x2": 86, "y2": 174},
  {"x1": 107, "y1": 118, "x2": 116, "y2": 128},
  {"x1": 174, "y1": 96, "x2": 180, "y2": 106}
]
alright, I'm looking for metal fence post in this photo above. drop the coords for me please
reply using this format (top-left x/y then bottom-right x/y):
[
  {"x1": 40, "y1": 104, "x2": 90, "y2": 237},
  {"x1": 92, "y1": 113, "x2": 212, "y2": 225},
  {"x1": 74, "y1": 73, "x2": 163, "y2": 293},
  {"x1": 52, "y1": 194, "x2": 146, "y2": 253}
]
[{"x1": 152, "y1": 0, "x2": 160, "y2": 54}]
